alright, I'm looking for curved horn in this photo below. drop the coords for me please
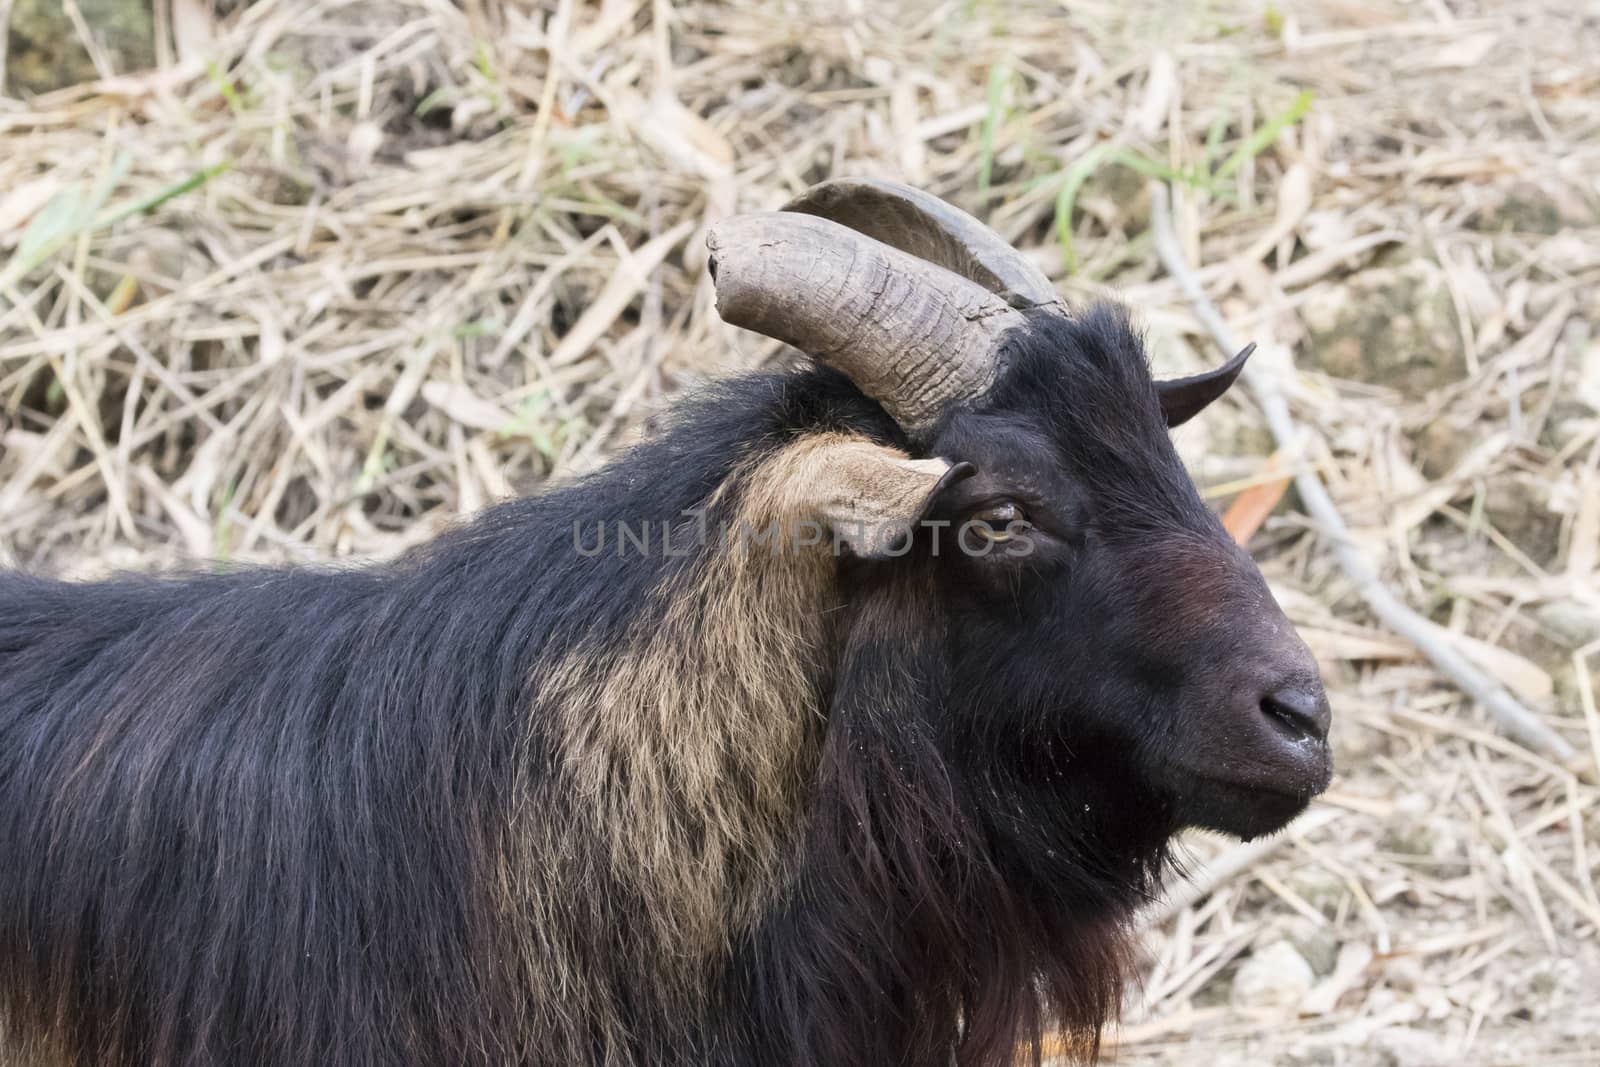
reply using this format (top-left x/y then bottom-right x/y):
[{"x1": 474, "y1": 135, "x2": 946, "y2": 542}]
[
  {"x1": 707, "y1": 211, "x2": 1026, "y2": 437},
  {"x1": 782, "y1": 178, "x2": 1062, "y2": 310}
]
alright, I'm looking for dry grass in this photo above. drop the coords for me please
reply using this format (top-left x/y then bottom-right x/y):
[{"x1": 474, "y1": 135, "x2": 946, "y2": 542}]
[{"x1": 3, "y1": 0, "x2": 1599, "y2": 1063}]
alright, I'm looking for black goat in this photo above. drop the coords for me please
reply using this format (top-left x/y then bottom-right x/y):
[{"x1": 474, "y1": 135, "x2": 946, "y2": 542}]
[{"x1": 0, "y1": 180, "x2": 1331, "y2": 1067}]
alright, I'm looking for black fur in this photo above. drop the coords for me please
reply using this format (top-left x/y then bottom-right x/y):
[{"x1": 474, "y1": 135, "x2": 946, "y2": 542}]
[{"x1": 0, "y1": 305, "x2": 1328, "y2": 1065}]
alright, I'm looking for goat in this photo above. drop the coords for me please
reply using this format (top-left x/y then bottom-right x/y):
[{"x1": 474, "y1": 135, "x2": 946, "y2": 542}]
[{"x1": 0, "y1": 179, "x2": 1332, "y2": 1067}]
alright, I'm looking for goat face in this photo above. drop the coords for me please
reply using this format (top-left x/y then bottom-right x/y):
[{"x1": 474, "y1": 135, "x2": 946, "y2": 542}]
[
  {"x1": 919, "y1": 305, "x2": 1331, "y2": 854},
  {"x1": 707, "y1": 177, "x2": 1330, "y2": 865}
]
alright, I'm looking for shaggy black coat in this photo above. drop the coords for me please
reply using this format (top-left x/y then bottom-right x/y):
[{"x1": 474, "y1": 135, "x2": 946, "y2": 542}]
[{"x1": 0, "y1": 307, "x2": 1233, "y2": 1067}]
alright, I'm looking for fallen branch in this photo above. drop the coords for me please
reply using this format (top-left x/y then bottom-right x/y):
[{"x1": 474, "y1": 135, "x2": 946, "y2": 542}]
[{"x1": 1148, "y1": 182, "x2": 1579, "y2": 767}]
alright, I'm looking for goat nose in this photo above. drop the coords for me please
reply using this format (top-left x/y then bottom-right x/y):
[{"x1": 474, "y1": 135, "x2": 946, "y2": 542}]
[{"x1": 1260, "y1": 684, "x2": 1331, "y2": 743}]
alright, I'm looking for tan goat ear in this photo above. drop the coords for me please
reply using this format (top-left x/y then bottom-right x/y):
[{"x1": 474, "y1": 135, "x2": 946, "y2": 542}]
[{"x1": 805, "y1": 441, "x2": 973, "y2": 560}]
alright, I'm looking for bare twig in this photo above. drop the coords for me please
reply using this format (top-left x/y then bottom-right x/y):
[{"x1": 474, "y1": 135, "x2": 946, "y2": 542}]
[{"x1": 1148, "y1": 182, "x2": 1579, "y2": 766}]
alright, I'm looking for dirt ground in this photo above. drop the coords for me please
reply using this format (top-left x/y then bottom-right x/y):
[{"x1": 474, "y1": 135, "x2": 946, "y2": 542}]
[{"x1": 2, "y1": 1, "x2": 1599, "y2": 1064}]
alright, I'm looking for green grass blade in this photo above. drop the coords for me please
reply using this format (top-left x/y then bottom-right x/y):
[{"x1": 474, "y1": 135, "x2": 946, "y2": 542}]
[
  {"x1": 6, "y1": 185, "x2": 89, "y2": 282},
  {"x1": 1214, "y1": 89, "x2": 1312, "y2": 181},
  {"x1": 976, "y1": 62, "x2": 1010, "y2": 204},
  {"x1": 1110, "y1": 148, "x2": 1190, "y2": 184},
  {"x1": 1052, "y1": 142, "x2": 1111, "y2": 276},
  {"x1": 98, "y1": 162, "x2": 232, "y2": 228},
  {"x1": 1, "y1": 158, "x2": 228, "y2": 291}
]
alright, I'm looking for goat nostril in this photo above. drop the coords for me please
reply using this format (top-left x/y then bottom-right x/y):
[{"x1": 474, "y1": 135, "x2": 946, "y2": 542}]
[{"x1": 1260, "y1": 686, "x2": 1331, "y2": 743}]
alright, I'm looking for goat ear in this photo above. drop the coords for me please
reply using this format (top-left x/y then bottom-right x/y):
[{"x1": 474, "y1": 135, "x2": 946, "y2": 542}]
[
  {"x1": 801, "y1": 441, "x2": 974, "y2": 560},
  {"x1": 1156, "y1": 343, "x2": 1255, "y2": 427}
]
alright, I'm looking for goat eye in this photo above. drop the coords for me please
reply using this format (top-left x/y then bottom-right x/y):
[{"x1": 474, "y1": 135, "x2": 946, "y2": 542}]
[{"x1": 970, "y1": 503, "x2": 1028, "y2": 542}]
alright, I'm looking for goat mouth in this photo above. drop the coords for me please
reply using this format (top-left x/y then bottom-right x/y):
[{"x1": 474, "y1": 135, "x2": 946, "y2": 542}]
[
  {"x1": 1168, "y1": 762, "x2": 1328, "y2": 840},
  {"x1": 1183, "y1": 772, "x2": 1320, "y2": 803}
]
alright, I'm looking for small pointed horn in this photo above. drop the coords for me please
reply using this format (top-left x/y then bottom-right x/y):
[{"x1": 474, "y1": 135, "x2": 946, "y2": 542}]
[
  {"x1": 782, "y1": 178, "x2": 1062, "y2": 311},
  {"x1": 1157, "y1": 343, "x2": 1256, "y2": 427},
  {"x1": 707, "y1": 211, "x2": 1026, "y2": 438}
]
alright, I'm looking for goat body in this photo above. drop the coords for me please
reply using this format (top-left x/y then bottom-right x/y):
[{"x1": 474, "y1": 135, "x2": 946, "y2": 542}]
[{"x1": 1, "y1": 305, "x2": 1325, "y2": 1066}]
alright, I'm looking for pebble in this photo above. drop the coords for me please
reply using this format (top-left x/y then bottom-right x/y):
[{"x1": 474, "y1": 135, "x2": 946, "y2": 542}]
[{"x1": 1230, "y1": 940, "x2": 1314, "y2": 1013}]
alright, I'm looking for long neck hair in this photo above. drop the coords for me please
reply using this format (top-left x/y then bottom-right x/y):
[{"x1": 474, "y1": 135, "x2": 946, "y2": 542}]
[{"x1": 725, "y1": 563, "x2": 1169, "y2": 1067}]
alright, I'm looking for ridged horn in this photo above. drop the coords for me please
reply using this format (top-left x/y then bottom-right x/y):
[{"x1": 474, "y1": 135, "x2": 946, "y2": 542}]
[
  {"x1": 706, "y1": 210, "x2": 1027, "y2": 438},
  {"x1": 782, "y1": 178, "x2": 1062, "y2": 310}
]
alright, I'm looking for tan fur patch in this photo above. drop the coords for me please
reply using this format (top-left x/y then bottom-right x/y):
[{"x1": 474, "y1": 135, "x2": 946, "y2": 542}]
[
  {"x1": 747, "y1": 435, "x2": 952, "y2": 557},
  {"x1": 503, "y1": 432, "x2": 946, "y2": 1034},
  {"x1": 0, "y1": 1021, "x2": 68, "y2": 1067}
]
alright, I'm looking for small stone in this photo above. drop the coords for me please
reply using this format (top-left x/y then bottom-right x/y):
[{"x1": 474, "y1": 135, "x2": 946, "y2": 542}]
[
  {"x1": 1288, "y1": 866, "x2": 1346, "y2": 911},
  {"x1": 1382, "y1": 955, "x2": 1426, "y2": 992},
  {"x1": 1298, "y1": 210, "x2": 1355, "y2": 252},
  {"x1": 1284, "y1": 919, "x2": 1340, "y2": 976},
  {"x1": 1231, "y1": 940, "x2": 1315, "y2": 1013},
  {"x1": 1414, "y1": 417, "x2": 1472, "y2": 480},
  {"x1": 1483, "y1": 473, "x2": 1564, "y2": 567},
  {"x1": 347, "y1": 122, "x2": 386, "y2": 173},
  {"x1": 1373, "y1": 1025, "x2": 1453, "y2": 1067},
  {"x1": 1537, "y1": 600, "x2": 1600, "y2": 649},
  {"x1": 1283, "y1": 1045, "x2": 1337, "y2": 1066},
  {"x1": 1577, "y1": 338, "x2": 1600, "y2": 414},
  {"x1": 1550, "y1": 417, "x2": 1600, "y2": 453}
]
